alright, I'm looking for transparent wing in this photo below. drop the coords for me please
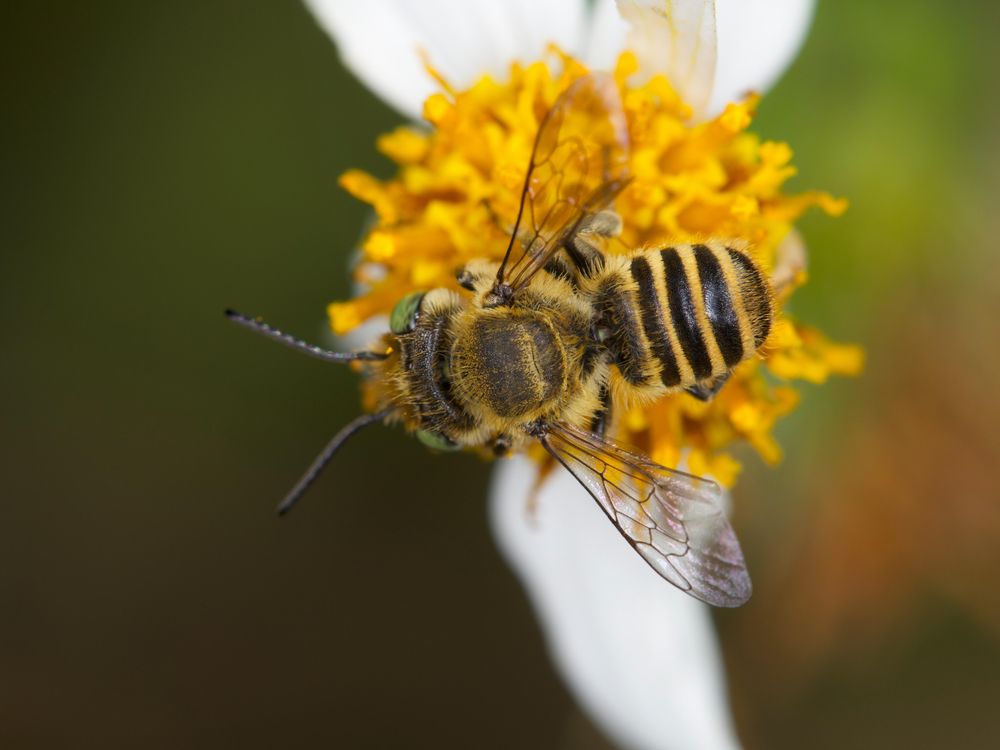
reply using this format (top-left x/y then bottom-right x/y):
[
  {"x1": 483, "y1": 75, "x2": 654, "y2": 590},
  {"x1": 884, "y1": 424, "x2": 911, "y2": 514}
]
[
  {"x1": 541, "y1": 421, "x2": 751, "y2": 607},
  {"x1": 494, "y1": 73, "x2": 631, "y2": 298}
]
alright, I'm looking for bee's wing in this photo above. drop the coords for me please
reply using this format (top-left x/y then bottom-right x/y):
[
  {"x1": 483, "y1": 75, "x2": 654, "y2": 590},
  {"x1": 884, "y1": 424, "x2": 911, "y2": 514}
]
[
  {"x1": 495, "y1": 73, "x2": 631, "y2": 296},
  {"x1": 540, "y1": 421, "x2": 752, "y2": 607}
]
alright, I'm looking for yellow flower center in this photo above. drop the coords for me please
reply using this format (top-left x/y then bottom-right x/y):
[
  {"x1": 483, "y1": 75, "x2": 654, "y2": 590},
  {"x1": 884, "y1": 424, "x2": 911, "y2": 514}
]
[{"x1": 332, "y1": 49, "x2": 863, "y2": 486}]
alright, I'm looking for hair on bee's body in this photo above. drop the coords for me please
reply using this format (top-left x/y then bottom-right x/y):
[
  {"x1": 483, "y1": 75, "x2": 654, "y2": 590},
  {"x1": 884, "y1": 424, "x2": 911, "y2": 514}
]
[
  {"x1": 457, "y1": 260, "x2": 607, "y2": 436},
  {"x1": 374, "y1": 259, "x2": 609, "y2": 455},
  {"x1": 378, "y1": 288, "x2": 472, "y2": 436},
  {"x1": 228, "y1": 72, "x2": 761, "y2": 608}
]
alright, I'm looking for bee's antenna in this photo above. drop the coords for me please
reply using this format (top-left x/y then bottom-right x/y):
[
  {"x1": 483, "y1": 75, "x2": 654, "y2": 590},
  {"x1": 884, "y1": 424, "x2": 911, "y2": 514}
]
[
  {"x1": 225, "y1": 309, "x2": 389, "y2": 363},
  {"x1": 277, "y1": 408, "x2": 394, "y2": 516}
]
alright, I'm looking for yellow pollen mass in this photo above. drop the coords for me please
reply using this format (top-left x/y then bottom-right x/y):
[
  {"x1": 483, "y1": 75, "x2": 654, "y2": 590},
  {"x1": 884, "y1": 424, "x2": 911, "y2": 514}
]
[{"x1": 331, "y1": 50, "x2": 863, "y2": 486}]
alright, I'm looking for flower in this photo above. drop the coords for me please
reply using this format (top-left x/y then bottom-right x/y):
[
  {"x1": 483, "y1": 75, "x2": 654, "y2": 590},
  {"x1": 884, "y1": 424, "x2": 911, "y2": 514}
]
[{"x1": 304, "y1": 1, "x2": 861, "y2": 748}]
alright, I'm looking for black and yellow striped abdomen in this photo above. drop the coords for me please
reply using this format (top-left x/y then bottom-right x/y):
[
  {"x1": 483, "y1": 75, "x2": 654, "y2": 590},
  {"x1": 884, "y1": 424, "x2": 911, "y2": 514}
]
[{"x1": 593, "y1": 241, "x2": 772, "y2": 396}]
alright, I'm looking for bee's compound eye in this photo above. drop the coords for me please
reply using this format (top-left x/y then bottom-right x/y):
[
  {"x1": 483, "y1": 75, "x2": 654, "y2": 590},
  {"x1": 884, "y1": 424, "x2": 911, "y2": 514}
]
[
  {"x1": 415, "y1": 429, "x2": 460, "y2": 452},
  {"x1": 389, "y1": 291, "x2": 426, "y2": 335}
]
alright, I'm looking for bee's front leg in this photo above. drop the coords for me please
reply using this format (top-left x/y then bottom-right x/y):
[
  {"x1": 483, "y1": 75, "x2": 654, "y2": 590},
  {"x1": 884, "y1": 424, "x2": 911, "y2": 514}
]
[
  {"x1": 491, "y1": 433, "x2": 513, "y2": 457},
  {"x1": 588, "y1": 382, "x2": 614, "y2": 438}
]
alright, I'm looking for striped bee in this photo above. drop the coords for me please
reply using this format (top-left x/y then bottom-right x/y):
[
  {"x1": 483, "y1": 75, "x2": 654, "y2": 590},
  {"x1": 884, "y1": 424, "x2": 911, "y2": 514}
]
[
  {"x1": 587, "y1": 240, "x2": 772, "y2": 406},
  {"x1": 229, "y1": 73, "x2": 771, "y2": 607}
]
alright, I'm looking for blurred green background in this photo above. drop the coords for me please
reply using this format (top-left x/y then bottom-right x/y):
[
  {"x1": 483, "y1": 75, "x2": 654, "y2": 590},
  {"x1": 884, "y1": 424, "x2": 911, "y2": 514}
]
[{"x1": 2, "y1": 1, "x2": 998, "y2": 748}]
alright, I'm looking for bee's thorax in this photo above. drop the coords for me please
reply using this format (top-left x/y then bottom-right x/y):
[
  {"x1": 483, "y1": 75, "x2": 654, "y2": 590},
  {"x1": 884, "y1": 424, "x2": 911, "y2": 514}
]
[{"x1": 450, "y1": 308, "x2": 568, "y2": 424}]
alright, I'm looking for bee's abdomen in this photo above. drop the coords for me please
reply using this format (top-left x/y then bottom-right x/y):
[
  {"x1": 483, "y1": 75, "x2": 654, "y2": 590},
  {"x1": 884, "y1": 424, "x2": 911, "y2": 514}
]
[
  {"x1": 722, "y1": 245, "x2": 772, "y2": 349},
  {"x1": 595, "y1": 274, "x2": 656, "y2": 385},
  {"x1": 604, "y1": 242, "x2": 772, "y2": 391},
  {"x1": 629, "y1": 255, "x2": 683, "y2": 385}
]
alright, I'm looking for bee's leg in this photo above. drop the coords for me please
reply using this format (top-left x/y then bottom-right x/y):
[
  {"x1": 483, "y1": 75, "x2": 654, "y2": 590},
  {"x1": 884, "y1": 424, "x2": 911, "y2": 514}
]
[
  {"x1": 588, "y1": 383, "x2": 614, "y2": 437},
  {"x1": 455, "y1": 266, "x2": 477, "y2": 291},
  {"x1": 491, "y1": 434, "x2": 513, "y2": 457},
  {"x1": 565, "y1": 235, "x2": 606, "y2": 278},
  {"x1": 582, "y1": 210, "x2": 623, "y2": 239},
  {"x1": 455, "y1": 260, "x2": 495, "y2": 293},
  {"x1": 541, "y1": 257, "x2": 577, "y2": 287},
  {"x1": 564, "y1": 210, "x2": 622, "y2": 278},
  {"x1": 685, "y1": 372, "x2": 732, "y2": 402}
]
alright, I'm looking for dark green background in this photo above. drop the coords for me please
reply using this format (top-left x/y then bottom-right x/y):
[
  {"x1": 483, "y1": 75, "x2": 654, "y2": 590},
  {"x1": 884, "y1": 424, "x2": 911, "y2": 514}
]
[{"x1": 3, "y1": 2, "x2": 998, "y2": 748}]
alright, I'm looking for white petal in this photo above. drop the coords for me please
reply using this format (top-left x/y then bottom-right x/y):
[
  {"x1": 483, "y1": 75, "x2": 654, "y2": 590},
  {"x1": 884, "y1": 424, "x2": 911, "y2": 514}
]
[
  {"x1": 582, "y1": 0, "x2": 631, "y2": 72},
  {"x1": 490, "y1": 456, "x2": 741, "y2": 750},
  {"x1": 584, "y1": 0, "x2": 815, "y2": 117},
  {"x1": 769, "y1": 227, "x2": 808, "y2": 295},
  {"x1": 617, "y1": 0, "x2": 718, "y2": 117},
  {"x1": 710, "y1": 0, "x2": 815, "y2": 113},
  {"x1": 304, "y1": 0, "x2": 589, "y2": 120}
]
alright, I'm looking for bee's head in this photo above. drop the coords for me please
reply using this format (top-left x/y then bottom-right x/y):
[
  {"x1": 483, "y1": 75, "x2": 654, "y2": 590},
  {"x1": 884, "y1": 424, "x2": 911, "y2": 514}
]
[{"x1": 384, "y1": 288, "x2": 474, "y2": 450}]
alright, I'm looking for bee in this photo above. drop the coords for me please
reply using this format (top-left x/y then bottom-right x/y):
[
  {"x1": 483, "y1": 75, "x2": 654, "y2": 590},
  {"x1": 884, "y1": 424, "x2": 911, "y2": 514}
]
[{"x1": 228, "y1": 73, "x2": 772, "y2": 607}]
